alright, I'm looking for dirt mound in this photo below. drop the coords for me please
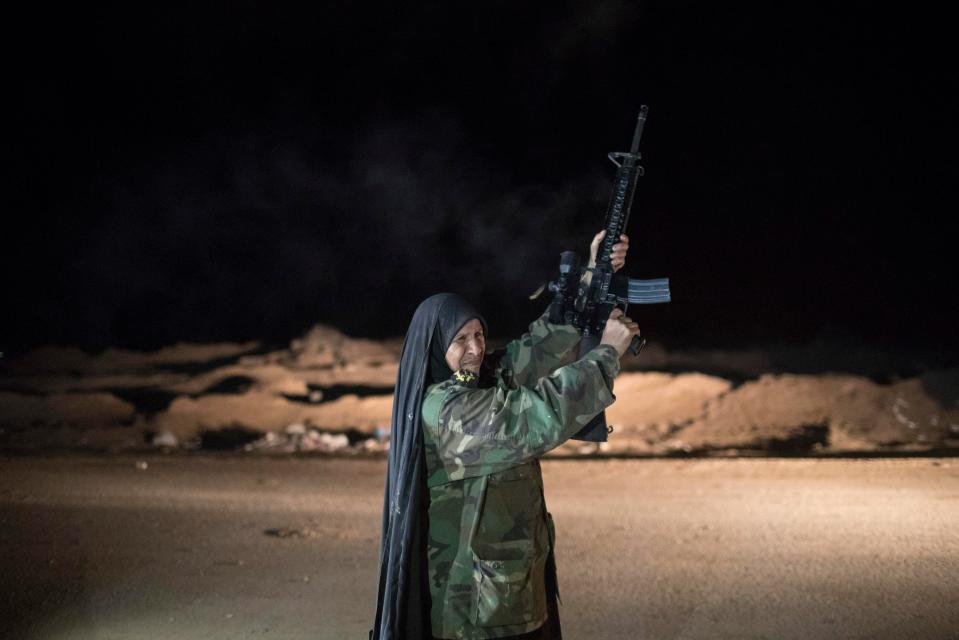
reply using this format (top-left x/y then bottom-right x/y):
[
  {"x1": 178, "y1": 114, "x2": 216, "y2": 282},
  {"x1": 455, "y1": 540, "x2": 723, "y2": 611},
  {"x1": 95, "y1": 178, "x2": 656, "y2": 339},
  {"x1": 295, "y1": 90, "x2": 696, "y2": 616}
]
[
  {"x1": 553, "y1": 371, "x2": 732, "y2": 456},
  {"x1": 0, "y1": 391, "x2": 135, "y2": 429},
  {"x1": 287, "y1": 324, "x2": 397, "y2": 368},
  {"x1": 151, "y1": 391, "x2": 393, "y2": 441},
  {"x1": 2, "y1": 325, "x2": 957, "y2": 455},
  {"x1": 659, "y1": 370, "x2": 959, "y2": 454}
]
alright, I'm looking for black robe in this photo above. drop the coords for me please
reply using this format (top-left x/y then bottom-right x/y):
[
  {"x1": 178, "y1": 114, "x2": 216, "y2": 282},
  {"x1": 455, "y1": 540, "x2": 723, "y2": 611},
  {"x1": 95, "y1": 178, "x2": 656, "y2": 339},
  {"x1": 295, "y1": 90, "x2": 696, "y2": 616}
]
[{"x1": 370, "y1": 293, "x2": 487, "y2": 640}]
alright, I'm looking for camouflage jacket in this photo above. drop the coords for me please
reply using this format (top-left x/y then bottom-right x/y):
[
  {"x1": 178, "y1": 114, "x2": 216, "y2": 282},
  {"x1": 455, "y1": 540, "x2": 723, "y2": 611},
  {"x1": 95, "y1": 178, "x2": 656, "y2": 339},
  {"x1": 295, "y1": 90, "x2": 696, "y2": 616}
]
[{"x1": 421, "y1": 314, "x2": 620, "y2": 639}]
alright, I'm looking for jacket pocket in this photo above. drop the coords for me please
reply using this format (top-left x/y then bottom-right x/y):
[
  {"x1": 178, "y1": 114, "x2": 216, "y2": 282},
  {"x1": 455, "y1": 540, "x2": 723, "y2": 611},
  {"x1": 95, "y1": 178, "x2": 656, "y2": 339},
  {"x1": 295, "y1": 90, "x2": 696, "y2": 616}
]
[
  {"x1": 473, "y1": 553, "x2": 536, "y2": 627},
  {"x1": 472, "y1": 465, "x2": 540, "y2": 560}
]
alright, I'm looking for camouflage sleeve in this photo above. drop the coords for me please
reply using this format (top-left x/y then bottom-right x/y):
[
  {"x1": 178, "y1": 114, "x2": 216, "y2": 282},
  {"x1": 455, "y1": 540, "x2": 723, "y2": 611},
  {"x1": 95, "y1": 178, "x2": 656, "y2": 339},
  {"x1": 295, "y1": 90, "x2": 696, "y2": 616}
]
[
  {"x1": 424, "y1": 345, "x2": 620, "y2": 481},
  {"x1": 495, "y1": 310, "x2": 583, "y2": 387}
]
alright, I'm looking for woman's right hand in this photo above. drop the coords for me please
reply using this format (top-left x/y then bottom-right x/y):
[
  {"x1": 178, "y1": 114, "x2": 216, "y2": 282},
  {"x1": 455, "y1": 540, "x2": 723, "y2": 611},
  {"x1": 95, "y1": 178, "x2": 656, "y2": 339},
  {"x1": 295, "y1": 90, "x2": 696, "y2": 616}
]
[{"x1": 600, "y1": 308, "x2": 641, "y2": 357}]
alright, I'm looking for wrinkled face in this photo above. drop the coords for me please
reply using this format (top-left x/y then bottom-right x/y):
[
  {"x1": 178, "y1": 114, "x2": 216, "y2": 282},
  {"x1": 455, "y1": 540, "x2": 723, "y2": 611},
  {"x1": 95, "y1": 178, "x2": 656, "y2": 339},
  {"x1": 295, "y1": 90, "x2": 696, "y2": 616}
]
[{"x1": 445, "y1": 318, "x2": 486, "y2": 375}]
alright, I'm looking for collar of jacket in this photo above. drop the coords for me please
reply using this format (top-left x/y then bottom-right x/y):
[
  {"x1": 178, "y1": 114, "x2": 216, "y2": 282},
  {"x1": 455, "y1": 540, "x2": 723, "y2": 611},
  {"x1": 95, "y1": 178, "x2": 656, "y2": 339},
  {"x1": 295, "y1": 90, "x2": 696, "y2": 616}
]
[{"x1": 450, "y1": 369, "x2": 479, "y2": 388}]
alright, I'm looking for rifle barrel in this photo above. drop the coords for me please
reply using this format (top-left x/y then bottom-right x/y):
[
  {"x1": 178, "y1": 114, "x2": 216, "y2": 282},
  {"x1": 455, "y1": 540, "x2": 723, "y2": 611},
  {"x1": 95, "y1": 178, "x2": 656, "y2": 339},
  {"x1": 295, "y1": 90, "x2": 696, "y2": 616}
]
[{"x1": 629, "y1": 105, "x2": 648, "y2": 155}]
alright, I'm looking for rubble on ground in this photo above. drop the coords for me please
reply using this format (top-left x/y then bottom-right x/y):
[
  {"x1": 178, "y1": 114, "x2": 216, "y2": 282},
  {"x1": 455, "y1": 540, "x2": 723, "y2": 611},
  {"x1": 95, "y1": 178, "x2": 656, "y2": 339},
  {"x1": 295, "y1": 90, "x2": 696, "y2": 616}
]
[{"x1": 1, "y1": 324, "x2": 957, "y2": 456}]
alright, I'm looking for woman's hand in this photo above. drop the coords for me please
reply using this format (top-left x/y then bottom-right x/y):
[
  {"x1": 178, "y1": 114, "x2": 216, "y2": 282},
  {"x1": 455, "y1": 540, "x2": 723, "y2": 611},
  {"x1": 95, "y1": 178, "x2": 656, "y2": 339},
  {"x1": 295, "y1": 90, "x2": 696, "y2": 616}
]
[
  {"x1": 588, "y1": 230, "x2": 630, "y2": 272},
  {"x1": 600, "y1": 308, "x2": 641, "y2": 357}
]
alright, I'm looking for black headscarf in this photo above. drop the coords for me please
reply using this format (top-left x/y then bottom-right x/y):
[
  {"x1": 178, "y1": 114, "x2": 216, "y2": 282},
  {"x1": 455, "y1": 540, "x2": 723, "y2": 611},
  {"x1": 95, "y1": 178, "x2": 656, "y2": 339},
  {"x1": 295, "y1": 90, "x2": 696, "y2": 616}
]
[{"x1": 370, "y1": 293, "x2": 487, "y2": 640}]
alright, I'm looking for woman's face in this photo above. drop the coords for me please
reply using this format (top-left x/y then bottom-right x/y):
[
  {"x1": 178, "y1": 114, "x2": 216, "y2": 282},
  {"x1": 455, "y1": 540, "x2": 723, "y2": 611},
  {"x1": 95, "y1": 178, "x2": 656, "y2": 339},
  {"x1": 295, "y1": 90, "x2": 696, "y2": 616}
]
[{"x1": 444, "y1": 318, "x2": 486, "y2": 374}]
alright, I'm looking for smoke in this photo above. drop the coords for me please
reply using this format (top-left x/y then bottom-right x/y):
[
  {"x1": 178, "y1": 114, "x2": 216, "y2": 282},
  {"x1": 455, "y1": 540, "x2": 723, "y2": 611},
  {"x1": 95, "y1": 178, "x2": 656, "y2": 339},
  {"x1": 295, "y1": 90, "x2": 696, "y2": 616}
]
[
  {"x1": 355, "y1": 109, "x2": 609, "y2": 322},
  {"x1": 31, "y1": 107, "x2": 610, "y2": 349}
]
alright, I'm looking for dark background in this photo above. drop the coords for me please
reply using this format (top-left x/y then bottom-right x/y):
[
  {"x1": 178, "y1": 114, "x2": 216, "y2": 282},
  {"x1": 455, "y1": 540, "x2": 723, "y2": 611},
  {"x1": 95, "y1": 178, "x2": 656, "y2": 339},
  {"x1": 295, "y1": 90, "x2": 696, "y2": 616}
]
[{"x1": 6, "y1": 2, "x2": 957, "y2": 356}]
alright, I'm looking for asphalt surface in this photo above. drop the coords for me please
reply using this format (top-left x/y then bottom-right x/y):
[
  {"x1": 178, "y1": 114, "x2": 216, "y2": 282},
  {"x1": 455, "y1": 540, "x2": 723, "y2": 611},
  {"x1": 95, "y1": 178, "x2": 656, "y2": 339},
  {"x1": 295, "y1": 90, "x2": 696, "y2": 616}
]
[{"x1": 1, "y1": 454, "x2": 957, "y2": 639}]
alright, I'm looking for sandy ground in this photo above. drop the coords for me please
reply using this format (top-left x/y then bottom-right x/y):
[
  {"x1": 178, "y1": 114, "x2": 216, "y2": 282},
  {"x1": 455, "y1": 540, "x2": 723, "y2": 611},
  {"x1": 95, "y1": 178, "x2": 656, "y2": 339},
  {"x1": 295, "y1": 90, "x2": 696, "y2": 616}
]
[{"x1": 1, "y1": 455, "x2": 957, "y2": 640}]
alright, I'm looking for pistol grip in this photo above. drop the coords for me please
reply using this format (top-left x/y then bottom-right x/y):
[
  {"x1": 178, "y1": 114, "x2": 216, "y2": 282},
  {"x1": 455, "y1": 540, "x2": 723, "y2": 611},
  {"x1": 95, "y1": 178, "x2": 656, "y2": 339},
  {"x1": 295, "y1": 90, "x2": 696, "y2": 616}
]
[{"x1": 628, "y1": 336, "x2": 646, "y2": 356}]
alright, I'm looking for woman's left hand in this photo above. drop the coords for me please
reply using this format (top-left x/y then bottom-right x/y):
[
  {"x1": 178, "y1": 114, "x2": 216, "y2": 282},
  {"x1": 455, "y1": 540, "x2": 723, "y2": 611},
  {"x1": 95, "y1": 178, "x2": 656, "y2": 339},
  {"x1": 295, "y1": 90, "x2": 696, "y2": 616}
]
[{"x1": 588, "y1": 230, "x2": 629, "y2": 272}]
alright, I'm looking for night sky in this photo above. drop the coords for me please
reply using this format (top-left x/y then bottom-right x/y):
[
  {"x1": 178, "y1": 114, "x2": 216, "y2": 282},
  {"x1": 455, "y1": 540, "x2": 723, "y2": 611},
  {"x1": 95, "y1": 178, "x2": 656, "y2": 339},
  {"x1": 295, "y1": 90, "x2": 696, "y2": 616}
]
[{"x1": 6, "y1": 3, "x2": 957, "y2": 356}]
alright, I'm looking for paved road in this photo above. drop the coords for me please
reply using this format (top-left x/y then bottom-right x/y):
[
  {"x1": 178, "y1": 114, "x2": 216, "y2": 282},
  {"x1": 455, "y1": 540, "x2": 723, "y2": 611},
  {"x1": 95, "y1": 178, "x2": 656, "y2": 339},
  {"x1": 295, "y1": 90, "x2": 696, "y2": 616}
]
[{"x1": 1, "y1": 454, "x2": 957, "y2": 639}]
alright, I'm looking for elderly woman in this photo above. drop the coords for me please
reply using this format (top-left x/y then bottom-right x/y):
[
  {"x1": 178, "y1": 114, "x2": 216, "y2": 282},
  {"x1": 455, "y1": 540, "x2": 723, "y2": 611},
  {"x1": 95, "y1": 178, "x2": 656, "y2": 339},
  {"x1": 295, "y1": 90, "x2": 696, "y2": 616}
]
[{"x1": 371, "y1": 234, "x2": 636, "y2": 640}]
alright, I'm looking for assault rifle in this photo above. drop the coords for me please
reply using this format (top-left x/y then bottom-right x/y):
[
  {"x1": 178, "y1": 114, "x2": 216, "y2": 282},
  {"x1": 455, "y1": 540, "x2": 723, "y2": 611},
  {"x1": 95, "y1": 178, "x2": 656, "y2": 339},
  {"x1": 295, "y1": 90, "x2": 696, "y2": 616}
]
[{"x1": 541, "y1": 106, "x2": 671, "y2": 442}]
